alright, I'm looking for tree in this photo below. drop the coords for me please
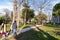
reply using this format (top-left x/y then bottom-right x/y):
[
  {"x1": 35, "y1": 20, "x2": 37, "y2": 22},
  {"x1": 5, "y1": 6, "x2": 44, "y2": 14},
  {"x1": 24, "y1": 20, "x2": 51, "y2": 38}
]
[
  {"x1": 3, "y1": 9, "x2": 11, "y2": 24},
  {"x1": 30, "y1": 0, "x2": 53, "y2": 12},
  {"x1": 52, "y1": 3, "x2": 60, "y2": 24},
  {"x1": 22, "y1": 3, "x2": 35, "y2": 24},
  {"x1": 29, "y1": 0, "x2": 53, "y2": 25},
  {"x1": 53, "y1": 3, "x2": 60, "y2": 16},
  {"x1": 10, "y1": 11, "x2": 13, "y2": 22},
  {"x1": 35, "y1": 13, "x2": 47, "y2": 25},
  {"x1": 0, "y1": 17, "x2": 5, "y2": 25}
]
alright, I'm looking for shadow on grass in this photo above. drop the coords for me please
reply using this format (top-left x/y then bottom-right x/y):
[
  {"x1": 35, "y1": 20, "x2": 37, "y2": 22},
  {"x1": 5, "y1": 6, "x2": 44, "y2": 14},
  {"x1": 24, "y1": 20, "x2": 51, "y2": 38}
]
[
  {"x1": 14, "y1": 27, "x2": 58, "y2": 40},
  {"x1": 36, "y1": 27, "x2": 58, "y2": 40}
]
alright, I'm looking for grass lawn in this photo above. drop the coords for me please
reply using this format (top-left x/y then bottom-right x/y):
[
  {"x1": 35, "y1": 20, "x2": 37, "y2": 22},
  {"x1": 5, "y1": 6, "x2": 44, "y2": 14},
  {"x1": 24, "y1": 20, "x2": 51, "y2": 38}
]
[
  {"x1": 14, "y1": 24, "x2": 60, "y2": 40},
  {"x1": 6, "y1": 24, "x2": 11, "y2": 31},
  {"x1": 43, "y1": 24, "x2": 60, "y2": 40},
  {"x1": 43, "y1": 27, "x2": 60, "y2": 40},
  {"x1": 19, "y1": 23, "x2": 34, "y2": 30},
  {"x1": 14, "y1": 27, "x2": 58, "y2": 40},
  {"x1": 0, "y1": 24, "x2": 60, "y2": 40},
  {"x1": 6, "y1": 23, "x2": 34, "y2": 31}
]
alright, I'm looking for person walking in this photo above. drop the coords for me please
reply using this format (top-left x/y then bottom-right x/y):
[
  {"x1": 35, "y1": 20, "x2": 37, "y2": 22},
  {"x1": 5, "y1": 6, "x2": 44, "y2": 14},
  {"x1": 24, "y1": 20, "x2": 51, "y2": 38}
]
[{"x1": 12, "y1": 21, "x2": 17, "y2": 35}]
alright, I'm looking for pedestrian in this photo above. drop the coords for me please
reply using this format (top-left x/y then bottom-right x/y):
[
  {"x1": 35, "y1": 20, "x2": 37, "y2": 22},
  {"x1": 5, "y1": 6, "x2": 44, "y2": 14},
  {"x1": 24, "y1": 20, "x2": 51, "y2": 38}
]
[{"x1": 12, "y1": 21, "x2": 17, "y2": 35}]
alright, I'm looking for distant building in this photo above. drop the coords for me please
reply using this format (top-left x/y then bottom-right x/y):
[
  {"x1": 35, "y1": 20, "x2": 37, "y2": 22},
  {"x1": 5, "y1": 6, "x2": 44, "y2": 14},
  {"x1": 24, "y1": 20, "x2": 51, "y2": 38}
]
[{"x1": 51, "y1": 16, "x2": 60, "y2": 24}]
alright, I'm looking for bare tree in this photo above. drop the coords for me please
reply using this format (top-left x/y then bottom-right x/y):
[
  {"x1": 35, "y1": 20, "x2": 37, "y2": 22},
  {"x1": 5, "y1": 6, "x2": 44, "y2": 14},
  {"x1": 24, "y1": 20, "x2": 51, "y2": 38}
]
[
  {"x1": 13, "y1": 0, "x2": 22, "y2": 27},
  {"x1": 29, "y1": 0, "x2": 55, "y2": 25}
]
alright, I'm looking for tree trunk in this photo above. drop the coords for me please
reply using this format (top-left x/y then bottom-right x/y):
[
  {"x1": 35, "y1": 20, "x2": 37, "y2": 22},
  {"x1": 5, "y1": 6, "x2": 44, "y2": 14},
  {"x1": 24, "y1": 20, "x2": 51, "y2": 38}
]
[
  {"x1": 4, "y1": 24, "x2": 6, "y2": 32},
  {"x1": 24, "y1": 12, "x2": 26, "y2": 25}
]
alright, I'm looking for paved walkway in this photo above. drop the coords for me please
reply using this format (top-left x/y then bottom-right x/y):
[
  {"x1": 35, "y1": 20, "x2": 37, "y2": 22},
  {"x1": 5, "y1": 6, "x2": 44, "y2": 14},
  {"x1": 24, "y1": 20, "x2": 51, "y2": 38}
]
[
  {"x1": 17, "y1": 25, "x2": 42, "y2": 35},
  {"x1": 1, "y1": 25, "x2": 42, "y2": 40}
]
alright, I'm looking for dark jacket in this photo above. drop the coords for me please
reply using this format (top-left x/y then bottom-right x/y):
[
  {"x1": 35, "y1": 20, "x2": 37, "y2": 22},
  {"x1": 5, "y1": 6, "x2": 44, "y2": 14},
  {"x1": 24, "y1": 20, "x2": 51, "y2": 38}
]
[{"x1": 12, "y1": 22, "x2": 17, "y2": 29}]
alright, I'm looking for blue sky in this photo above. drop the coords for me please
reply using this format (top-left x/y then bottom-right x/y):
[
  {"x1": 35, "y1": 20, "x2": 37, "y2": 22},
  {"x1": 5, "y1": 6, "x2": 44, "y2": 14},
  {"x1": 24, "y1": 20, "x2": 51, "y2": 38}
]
[
  {"x1": 0, "y1": 0, "x2": 12, "y2": 10},
  {"x1": 0, "y1": 0, "x2": 60, "y2": 15}
]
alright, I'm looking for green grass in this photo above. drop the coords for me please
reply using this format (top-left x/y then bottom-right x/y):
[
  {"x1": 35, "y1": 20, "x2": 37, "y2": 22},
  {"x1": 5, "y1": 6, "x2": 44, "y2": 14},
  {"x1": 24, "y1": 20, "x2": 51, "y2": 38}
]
[
  {"x1": 15, "y1": 24, "x2": 60, "y2": 40},
  {"x1": 1, "y1": 23, "x2": 60, "y2": 40},
  {"x1": 15, "y1": 27, "x2": 58, "y2": 40},
  {"x1": 43, "y1": 24, "x2": 60, "y2": 40},
  {"x1": 45, "y1": 24, "x2": 60, "y2": 27},
  {"x1": 43, "y1": 27, "x2": 60, "y2": 40},
  {"x1": 19, "y1": 23, "x2": 34, "y2": 29},
  {"x1": 0, "y1": 24, "x2": 10, "y2": 31},
  {"x1": 0, "y1": 23, "x2": 34, "y2": 31},
  {"x1": 6, "y1": 24, "x2": 11, "y2": 31}
]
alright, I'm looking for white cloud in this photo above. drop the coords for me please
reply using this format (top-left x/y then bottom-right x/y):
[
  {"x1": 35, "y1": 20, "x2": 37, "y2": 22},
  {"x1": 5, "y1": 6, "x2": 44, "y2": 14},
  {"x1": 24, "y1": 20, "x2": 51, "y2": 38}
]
[
  {"x1": 0, "y1": 2, "x2": 12, "y2": 16},
  {"x1": 0, "y1": 2, "x2": 12, "y2": 10},
  {"x1": 0, "y1": 6, "x2": 12, "y2": 10}
]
